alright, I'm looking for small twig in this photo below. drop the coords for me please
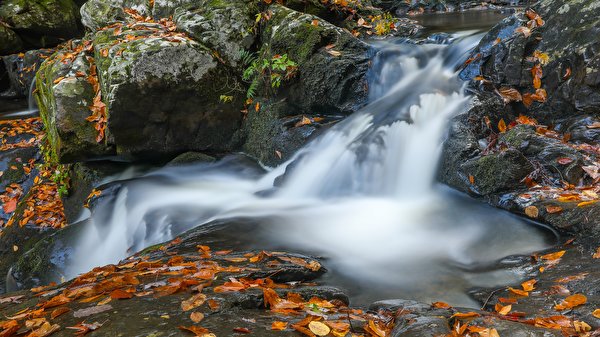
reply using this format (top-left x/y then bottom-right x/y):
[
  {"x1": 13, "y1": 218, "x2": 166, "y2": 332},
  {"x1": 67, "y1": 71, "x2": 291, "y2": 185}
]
[{"x1": 481, "y1": 287, "x2": 504, "y2": 310}]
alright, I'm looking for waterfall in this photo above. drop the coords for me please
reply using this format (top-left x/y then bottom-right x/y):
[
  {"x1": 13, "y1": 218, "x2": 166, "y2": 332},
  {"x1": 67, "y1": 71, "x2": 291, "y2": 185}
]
[{"x1": 68, "y1": 32, "x2": 551, "y2": 305}]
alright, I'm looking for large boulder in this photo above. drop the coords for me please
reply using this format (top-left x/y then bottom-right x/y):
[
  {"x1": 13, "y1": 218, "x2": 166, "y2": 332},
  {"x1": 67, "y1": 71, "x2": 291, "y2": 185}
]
[
  {"x1": 441, "y1": 0, "x2": 600, "y2": 235},
  {"x1": 92, "y1": 22, "x2": 244, "y2": 158},
  {"x1": 35, "y1": 44, "x2": 115, "y2": 163},
  {"x1": 0, "y1": 25, "x2": 22, "y2": 55},
  {"x1": 241, "y1": 5, "x2": 372, "y2": 165},
  {"x1": 0, "y1": 0, "x2": 82, "y2": 49}
]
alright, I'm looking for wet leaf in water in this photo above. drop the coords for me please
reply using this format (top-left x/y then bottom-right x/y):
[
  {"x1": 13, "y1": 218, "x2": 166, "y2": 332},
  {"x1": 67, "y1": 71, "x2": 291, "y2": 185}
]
[{"x1": 554, "y1": 294, "x2": 587, "y2": 311}]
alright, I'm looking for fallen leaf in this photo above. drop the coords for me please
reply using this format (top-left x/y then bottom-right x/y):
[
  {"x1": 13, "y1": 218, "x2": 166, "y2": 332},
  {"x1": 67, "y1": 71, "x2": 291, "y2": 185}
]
[
  {"x1": 499, "y1": 87, "x2": 522, "y2": 103},
  {"x1": 557, "y1": 157, "x2": 574, "y2": 165},
  {"x1": 72, "y1": 304, "x2": 113, "y2": 318},
  {"x1": 190, "y1": 312, "x2": 204, "y2": 323},
  {"x1": 554, "y1": 294, "x2": 587, "y2": 311},
  {"x1": 521, "y1": 279, "x2": 537, "y2": 292},
  {"x1": 593, "y1": 309, "x2": 600, "y2": 319},
  {"x1": 50, "y1": 307, "x2": 70, "y2": 319},
  {"x1": 495, "y1": 303, "x2": 512, "y2": 315},
  {"x1": 271, "y1": 321, "x2": 288, "y2": 330},
  {"x1": 508, "y1": 287, "x2": 529, "y2": 297},
  {"x1": 541, "y1": 250, "x2": 565, "y2": 261},
  {"x1": 525, "y1": 205, "x2": 539, "y2": 218},
  {"x1": 3, "y1": 198, "x2": 17, "y2": 213},
  {"x1": 546, "y1": 205, "x2": 563, "y2": 214},
  {"x1": 110, "y1": 289, "x2": 133, "y2": 299},
  {"x1": 308, "y1": 321, "x2": 331, "y2": 336},
  {"x1": 593, "y1": 248, "x2": 600, "y2": 259},
  {"x1": 498, "y1": 119, "x2": 507, "y2": 133},
  {"x1": 233, "y1": 327, "x2": 251, "y2": 333},
  {"x1": 432, "y1": 301, "x2": 451, "y2": 309},
  {"x1": 181, "y1": 293, "x2": 207, "y2": 311}
]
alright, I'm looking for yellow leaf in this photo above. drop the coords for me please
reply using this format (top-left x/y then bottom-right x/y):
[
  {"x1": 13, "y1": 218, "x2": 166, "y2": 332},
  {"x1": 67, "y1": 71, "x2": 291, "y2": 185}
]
[
  {"x1": 495, "y1": 303, "x2": 512, "y2": 315},
  {"x1": 525, "y1": 205, "x2": 538, "y2": 218},
  {"x1": 271, "y1": 321, "x2": 288, "y2": 330},
  {"x1": 308, "y1": 321, "x2": 331, "y2": 336},
  {"x1": 592, "y1": 309, "x2": 600, "y2": 318}
]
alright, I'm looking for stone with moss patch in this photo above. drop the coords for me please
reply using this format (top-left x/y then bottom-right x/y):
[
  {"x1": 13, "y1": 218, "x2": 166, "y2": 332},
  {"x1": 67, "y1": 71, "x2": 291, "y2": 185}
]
[{"x1": 0, "y1": 0, "x2": 82, "y2": 48}]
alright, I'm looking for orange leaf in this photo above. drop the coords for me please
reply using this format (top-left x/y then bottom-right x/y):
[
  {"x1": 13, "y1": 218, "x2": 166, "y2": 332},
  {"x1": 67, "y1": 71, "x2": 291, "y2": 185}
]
[
  {"x1": 541, "y1": 250, "x2": 565, "y2": 261},
  {"x1": 181, "y1": 293, "x2": 207, "y2": 311},
  {"x1": 432, "y1": 301, "x2": 451, "y2": 309},
  {"x1": 110, "y1": 289, "x2": 133, "y2": 299},
  {"x1": 554, "y1": 294, "x2": 587, "y2": 311},
  {"x1": 498, "y1": 119, "x2": 507, "y2": 133},
  {"x1": 50, "y1": 307, "x2": 70, "y2": 319},
  {"x1": 190, "y1": 312, "x2": 204, "y2": 323},
  {"x1": 545, "y1": 205, "x2": 563, "y2": 214},
  {"x1": 271, "y1": 321, "x2": 288, "y2": 330},
  {"x1": 521, "y1": 279, "x2": 537, "y2": 292},
  {"x1": 508, "y1": 287, "x2": 529, "y2": 297}
]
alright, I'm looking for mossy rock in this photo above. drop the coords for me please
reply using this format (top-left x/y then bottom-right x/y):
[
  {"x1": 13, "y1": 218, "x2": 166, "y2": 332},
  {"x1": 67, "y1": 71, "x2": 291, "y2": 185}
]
[
  {"x1": 0, "y1": 0, "x2": 82, "y2": 48},
  {"x1": 80, "y1": 0, "x2": 150, "y2": 31},
  {"x1": 0, "y1": 25, "x2": 22, "y2": 55},
  {"x1": 173, "y1": 0, "x2": 257, "y2": 67},
  {"x1": 35, "y1": 44, "x2": 115, "y2": 163},
  {"x1": 261, "y1": 5, "x2": 372, "y2": 116},
  {"x1": 92, "y1": 24, "x2": 245, "y2": 159}
]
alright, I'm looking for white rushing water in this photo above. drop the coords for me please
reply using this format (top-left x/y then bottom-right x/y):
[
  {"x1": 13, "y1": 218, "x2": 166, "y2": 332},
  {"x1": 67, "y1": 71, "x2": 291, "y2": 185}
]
[{"x1": 69, "y1": 32, "x2": 552, "y2": 305}]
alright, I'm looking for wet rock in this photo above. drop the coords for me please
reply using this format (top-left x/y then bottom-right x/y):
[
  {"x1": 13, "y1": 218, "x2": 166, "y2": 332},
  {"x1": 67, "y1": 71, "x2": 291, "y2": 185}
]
[
  {"x1": 0, "y1": 25, "x2": 22, "y2": 55},
  {"x1": 241, "y1": 4, "x2": 371, "y2": 165},
  {"x1": 9, "y1": 220, "x2": 88, "y2": 291},
  {"x1": 35, "y1": 44, "x2": 115, "y2": 163},
  {"x1": 1, "y1": 49, "x2": 54, "y2": 99},
  {"x1": 241, "y1": 99, "x2": 335, "y2": 166},
  {"x1": 166, "y1": 152, "x2": 216, "y2": 167},
  {"x1": 262, "y1": 5, "x2": 372, "y2": 117},
  {"x1": 0, "y1": 0, "x2": 82, "y2": 49}
]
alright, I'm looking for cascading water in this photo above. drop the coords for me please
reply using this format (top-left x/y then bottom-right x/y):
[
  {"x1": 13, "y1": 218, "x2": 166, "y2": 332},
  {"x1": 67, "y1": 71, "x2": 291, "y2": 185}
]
[{"x1": 70, "y1": 32, "x2": 554, "y2": 306}]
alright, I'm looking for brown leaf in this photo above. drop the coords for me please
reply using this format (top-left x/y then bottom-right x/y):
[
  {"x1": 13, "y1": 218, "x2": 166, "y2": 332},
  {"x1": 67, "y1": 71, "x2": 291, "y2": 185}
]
[
  {"x1": 556, "y1": 157, "x2": 574, "y2": 165},
  {"x1": 110, "y1": 289, "x2": 133, "y2": 299},
  {"x1": 50, "y1": 307, "x2": 70, "y2": 319},
  {"x1": 432, "y1": 301, "x2": 451, "y2": 309},
  {"x1": 545, "y1": 205, "x2": 563, "y2": 214},
  {"x1": 541, "y1": 250, "x2": 565, "y2": 261},
  {"x1": 499, "y1": 87, "x2": 522, "y2": 103}
]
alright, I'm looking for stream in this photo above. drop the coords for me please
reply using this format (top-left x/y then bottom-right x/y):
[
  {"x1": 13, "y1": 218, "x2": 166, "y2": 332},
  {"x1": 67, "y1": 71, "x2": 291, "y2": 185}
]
[{"x1": 61, "y1": 28, "x2": 557, "y2": 308}]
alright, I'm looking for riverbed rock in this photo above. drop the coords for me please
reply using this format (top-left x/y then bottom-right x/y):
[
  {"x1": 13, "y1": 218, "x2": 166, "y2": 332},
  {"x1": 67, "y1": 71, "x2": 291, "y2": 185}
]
[
  {"x1": 1, "y1": 49, "x2": 54, "y2": 99},
  {"x1": 0, "y1": 0, "x2": 82, "y2": 49}
]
